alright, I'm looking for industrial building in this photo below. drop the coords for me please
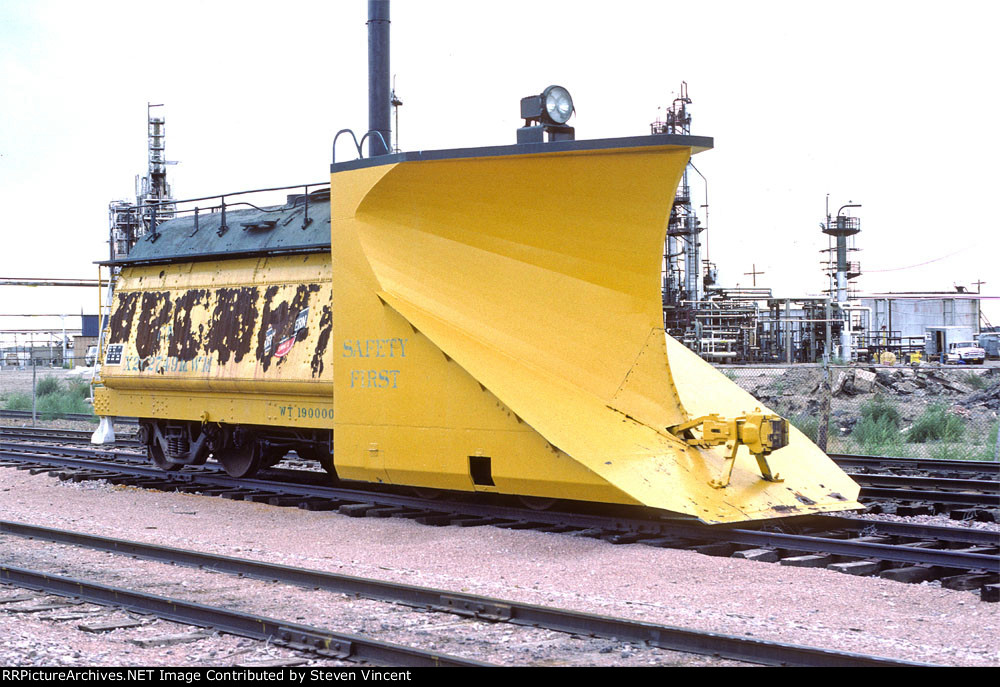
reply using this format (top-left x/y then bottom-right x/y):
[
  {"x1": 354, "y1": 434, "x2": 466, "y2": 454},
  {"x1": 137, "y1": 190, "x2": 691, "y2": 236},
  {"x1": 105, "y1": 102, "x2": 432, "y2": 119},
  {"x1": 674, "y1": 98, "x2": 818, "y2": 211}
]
[
  {"x1": 0, "y1": 314, "x2": 99, "y2": 368},
  {"x1": 655, "y1": 87, "x2": 992, "y2": 364}
]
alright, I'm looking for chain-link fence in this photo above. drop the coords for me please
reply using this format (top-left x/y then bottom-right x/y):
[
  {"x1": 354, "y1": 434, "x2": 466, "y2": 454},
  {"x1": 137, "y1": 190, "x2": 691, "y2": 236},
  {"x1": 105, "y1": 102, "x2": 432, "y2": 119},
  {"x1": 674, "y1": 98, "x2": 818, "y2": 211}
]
[
  {"x1": 717, "y1": 363, "x2": 1000, "y2": 461},
  {"x1": 0, "y1": 363, "x2": 95, "y2": 423}
]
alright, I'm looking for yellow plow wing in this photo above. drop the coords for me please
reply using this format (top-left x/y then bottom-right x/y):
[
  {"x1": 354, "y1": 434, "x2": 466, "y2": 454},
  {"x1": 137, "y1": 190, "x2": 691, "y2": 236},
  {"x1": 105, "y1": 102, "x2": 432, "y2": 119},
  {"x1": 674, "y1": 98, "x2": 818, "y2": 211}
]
[{"x1": 331, "y1": 138, "x2": 861, "y2": 523}]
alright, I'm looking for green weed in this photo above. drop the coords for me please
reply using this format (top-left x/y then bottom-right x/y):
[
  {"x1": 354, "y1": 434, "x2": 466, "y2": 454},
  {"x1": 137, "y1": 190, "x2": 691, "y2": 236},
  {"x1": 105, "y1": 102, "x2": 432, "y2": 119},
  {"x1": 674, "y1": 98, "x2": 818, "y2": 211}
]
[
  {"x1": 3, "y1": 392, "x2": 32, "y2": 411},
  {"x1": 35, "y1": 393, "x2": 93, "y2": 421},
  {"x1": 851, "y1": 414, "x2": 905, "y2": 454},
  {"x1": 859, "y1": 395, "x2": 901, "y2": 428},
  {"x1": 906, "y1": 404, "x2": 965, "y2": 443},
  {"x1": 67, "y1": 379, "x2": 91, "y2": 400},
  {"x1": 35, "y1": 376, "x2": 62, "y2": 396},
  {"x1": 963, "y1": 372, "x2": 989, "y2": 390}
]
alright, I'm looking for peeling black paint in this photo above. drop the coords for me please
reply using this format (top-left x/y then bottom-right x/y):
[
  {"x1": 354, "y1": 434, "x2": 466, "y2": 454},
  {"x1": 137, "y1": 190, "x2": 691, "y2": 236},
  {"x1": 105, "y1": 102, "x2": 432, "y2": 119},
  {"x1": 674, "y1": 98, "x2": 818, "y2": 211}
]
[
  {"x1": 108, "y1": 292, "x2": 140, "y2": 344},
  {"x1": 255, "y1": 286, "x2": 280, "y2": 372},
  {"x1": 205, "y1": 287, "x2": 260, "y2": 365},
  {"x1": 107, "y1": 277, "x2": 329, "y2": 377},
  {"x1": 168, "y1": 289, "x2": 208, "y2": 361},
  {"x1": 135, "y1": 292, "x2": 173, "y2": 358},
  {"x1": 311, "y1": 304, "x2": 332, "y2": 378},
  {"x1": 255, "y1": 283, "x2": 320, "y2": 372}
]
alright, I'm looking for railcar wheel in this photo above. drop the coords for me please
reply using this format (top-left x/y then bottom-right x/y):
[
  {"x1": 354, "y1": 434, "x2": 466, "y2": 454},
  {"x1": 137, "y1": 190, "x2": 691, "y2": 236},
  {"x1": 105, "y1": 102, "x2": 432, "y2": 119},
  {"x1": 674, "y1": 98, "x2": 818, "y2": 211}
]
[
  {"x1": 148, "y1": 443, "x2": 183, "y2": 472},
  {"x1": 216, "y1": 444, "x2": 264, "y2": 478},
  {"x1": 518, "y1": 496, "x2": 557, "y2": 511},
  {"x1": 411, "y1": 487, "x2": 445, "y2": 500}
]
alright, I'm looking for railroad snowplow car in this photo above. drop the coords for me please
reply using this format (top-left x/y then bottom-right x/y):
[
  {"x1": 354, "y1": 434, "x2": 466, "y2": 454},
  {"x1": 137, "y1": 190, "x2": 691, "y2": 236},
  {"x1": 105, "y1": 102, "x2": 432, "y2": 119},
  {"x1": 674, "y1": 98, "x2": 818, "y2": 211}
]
[{"x1": 94, "y1": 136, "x2": 862, "y2": 524}]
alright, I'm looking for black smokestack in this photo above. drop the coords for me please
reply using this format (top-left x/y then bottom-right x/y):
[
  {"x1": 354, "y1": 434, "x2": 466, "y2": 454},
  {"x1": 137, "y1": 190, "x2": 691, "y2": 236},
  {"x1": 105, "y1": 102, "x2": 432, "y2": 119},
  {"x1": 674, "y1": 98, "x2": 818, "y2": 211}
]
[{"x1": 368, "y1": 0, "x2": 391, "y2": 156}]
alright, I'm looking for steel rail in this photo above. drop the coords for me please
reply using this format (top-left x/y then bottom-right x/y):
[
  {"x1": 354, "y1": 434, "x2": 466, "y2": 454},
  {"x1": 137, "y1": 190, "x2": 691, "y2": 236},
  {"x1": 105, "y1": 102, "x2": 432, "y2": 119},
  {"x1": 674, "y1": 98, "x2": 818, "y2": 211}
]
[
  {"x1": 857, "y1": 473, "x2": 998, "y2": 491},
  {"x1": 0, "y1": 444, "x2": 165, "y2": 472},
  {"x1": 0, "y1": 410, "x2": 139, "y2": 424},
  {"x1": 850, "y1": 473, "x2": 999, "y2": 494},
  {"x1": 0, "y1": 428, "x2": 140, "y2": 447},
  {"x1": 8, "y1": 437, "x2": 998, "y2": 517},
  {"x1": 0, "y1": 564, "x2": 486, "y2": 667},
  {"x1": 699, "y1": 528, "x2": 999, "y2": 572},
  {"x1": 859, "y1": 486, "x2": 999, "y2": 507},
  {"x1": 0, "y1": 520, "x2": 933, "y2": 668},
  {"x1": 2, "y1": 443, "x2": 997, "y2": 573},
  {"x1": 812, "y1": 515, "x2": 1000, "y2": 547},
  {"x1": 830, "y1": 453, "x2": 1000, "y2": 476}
]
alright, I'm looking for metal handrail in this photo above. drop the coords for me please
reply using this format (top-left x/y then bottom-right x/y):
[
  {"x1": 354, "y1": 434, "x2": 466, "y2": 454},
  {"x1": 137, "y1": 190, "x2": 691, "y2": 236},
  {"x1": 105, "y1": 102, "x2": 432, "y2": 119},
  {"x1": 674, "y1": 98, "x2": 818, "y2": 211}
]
[
  {"x1": 332, "y1": 128, "x2": 390, "y2": 164},
  {"x1": 135, "y1": 182, "x2": 332, "y2": 243},
  {"x1": 131, "y1": 181, "x2": 331, "y2": 213}
]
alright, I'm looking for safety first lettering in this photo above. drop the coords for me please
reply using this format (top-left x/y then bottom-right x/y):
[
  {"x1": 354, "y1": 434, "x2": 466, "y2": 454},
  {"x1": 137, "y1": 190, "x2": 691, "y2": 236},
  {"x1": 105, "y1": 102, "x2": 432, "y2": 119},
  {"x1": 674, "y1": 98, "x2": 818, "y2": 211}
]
[{"x1": 342, "y1": 337, "x2": 406, "y2": 389}]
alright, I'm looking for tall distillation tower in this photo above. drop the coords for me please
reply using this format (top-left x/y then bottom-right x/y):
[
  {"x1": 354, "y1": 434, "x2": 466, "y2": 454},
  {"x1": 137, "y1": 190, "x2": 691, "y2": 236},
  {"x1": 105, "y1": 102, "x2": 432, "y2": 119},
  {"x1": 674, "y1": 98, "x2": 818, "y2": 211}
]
[
  {"x1": 822, "y1": 199, "x2": 862, "y2": 360},
  {"x1": 108, "y1": 104, "x2": 177, "y2": 260},
  {"x1": 651, "y1": 83, "x2": 705, "y2": 342}
]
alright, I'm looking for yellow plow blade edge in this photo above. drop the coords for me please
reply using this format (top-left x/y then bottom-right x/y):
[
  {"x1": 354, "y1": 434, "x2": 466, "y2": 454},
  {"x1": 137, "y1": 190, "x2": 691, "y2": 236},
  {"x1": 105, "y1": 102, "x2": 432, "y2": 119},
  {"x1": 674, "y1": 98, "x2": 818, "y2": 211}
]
[{"x1": 331, "y1": 138, "x2": 861, "y2": 523}]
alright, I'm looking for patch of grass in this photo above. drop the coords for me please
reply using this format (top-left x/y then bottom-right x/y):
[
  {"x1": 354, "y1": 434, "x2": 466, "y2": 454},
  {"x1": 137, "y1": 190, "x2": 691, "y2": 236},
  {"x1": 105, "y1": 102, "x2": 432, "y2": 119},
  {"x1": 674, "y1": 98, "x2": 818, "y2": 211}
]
[
  {"x1": 927, "y1": 443, "x2": 977, "y2": 461},
  {"x1": 790, "y1": 414, "x2": 818, "y2": 442},
  {"x1": 2, "y1": 376, "x2": 94, "y2": 420},
  {"x1": 790, "y1": 413, "x2": 836, "y2": 446},
  {"x1": 3, "y1": 392, "x2": 32, "y2": 411},
  {"x1": 67, "y1": 379, "x2": 91, "y2": 400},
  {"x1": 849, "y1": 395, "x2": 906, "y2": 454},
  {"x1": 35, "y1": 393, "x2": 93, "y2": 421},
  {"x1": 834, "y1": 435, "x2": 914, "y2": 458},
  {"x1": 906, "y1": 404, "x2": 965, "y2": 443},
  {"x1": 35, "y1": 375, "x2": 62, "y2": 396},
  {"x1": 838, "y1": 395, "x2": 905, "y2": 454},
  {"x1": 851, "y1": 414, "x2": 905, "y2": 454},
  {"x1": 963, "y1": 372, "x2": 989, "y2": 390},
  {"x1": 972, "y1": 421, "x2": 1000, "y2": 461},
  {"x1": 859, "y1": 395, "x2": 901, "y2": 428}
]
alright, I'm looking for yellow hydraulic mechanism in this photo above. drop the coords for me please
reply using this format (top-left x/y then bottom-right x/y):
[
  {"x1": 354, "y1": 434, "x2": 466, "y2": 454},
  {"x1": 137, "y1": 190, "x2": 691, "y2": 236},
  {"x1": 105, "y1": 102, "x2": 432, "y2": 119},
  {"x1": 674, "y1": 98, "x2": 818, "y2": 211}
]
[{"x1": 668, "y1": 409, "x2": 789, "y2": 489}]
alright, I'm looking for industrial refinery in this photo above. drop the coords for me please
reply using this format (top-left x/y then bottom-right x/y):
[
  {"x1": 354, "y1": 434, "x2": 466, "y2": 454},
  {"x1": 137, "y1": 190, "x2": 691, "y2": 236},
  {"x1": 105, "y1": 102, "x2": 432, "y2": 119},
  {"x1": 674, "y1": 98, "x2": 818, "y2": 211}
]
[{"x1": 654, "y1": 85, "x2": 991, "y2": 366}]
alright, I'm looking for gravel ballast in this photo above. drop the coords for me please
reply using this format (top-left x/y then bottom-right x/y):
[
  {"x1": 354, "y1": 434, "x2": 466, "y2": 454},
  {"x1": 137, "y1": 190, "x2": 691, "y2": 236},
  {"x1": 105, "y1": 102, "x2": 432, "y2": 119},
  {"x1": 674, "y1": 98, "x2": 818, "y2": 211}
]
[{"x1": 0, "y1": 466, "x2": 997, "y2": 667}]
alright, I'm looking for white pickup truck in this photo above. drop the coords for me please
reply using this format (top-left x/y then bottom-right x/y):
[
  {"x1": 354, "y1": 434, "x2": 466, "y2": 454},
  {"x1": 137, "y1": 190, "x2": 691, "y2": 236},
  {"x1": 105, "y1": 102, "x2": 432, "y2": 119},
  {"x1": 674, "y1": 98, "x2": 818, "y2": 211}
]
[{"x1": 946, "y1": 341, "x2": 986, "y2": 365}]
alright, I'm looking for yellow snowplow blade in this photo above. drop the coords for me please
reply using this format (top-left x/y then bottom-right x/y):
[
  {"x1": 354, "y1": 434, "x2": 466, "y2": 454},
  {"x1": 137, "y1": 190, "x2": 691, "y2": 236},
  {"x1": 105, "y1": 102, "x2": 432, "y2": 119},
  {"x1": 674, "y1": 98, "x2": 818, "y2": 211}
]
[{"x1": 331, "y1": 137, "x2": 861, "y2": 523}]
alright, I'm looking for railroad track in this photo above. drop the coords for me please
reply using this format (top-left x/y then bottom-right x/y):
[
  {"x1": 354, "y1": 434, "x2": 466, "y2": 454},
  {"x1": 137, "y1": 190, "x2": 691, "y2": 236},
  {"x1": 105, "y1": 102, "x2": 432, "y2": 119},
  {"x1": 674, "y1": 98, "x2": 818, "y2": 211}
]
[
  {"x1": 2, "y1": 429, "x2": 995, "y2": 515},
  {"x1": 0, "y1": 410, "x2": 138, "y2": 424},
  {"x1": 0, "y1": 427, "x2": 1000, "y2": 502},
  {"x1": 1, "y1": 440, "x2": 997, "y2": 600},
  {"x1": 0, "y1": 563, "x2": 487, "y2": 667},
  {"x1": 0, "y1": 519, "x2": 934, "y2": 667},
  {"x1": 4, "y1": 426, "x2": 995, "y2": 486},
  {"x1": 0, "y1": 426, "x2": 141, "y2": 447},
  {"x1": 830, "y1": 452, "x2": 999, "y2": 479}
]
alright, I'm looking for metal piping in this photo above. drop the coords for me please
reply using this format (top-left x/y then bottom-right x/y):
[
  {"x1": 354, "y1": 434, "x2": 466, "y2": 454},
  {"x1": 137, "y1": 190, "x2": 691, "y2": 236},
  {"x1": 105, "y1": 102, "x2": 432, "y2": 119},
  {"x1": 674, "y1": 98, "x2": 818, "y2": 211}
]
[{"x1": 367, "y1": 0, "x2": 391, "y2": 157}]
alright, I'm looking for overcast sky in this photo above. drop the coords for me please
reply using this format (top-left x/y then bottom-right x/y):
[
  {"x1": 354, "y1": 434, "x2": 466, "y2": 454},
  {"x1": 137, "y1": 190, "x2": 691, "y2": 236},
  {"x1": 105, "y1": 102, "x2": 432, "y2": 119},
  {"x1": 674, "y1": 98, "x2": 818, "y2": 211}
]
[{"x1": 1, "y1": 0, "x2": 997, "y2": 346}]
